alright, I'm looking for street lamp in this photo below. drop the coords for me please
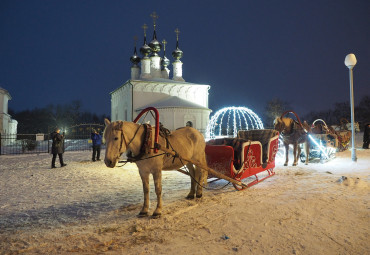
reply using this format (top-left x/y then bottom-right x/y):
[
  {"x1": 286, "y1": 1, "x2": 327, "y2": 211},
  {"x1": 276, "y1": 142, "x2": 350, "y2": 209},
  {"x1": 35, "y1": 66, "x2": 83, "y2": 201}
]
[{"x1": 344, "y1": 53, "x2": 357, "y2": 162}]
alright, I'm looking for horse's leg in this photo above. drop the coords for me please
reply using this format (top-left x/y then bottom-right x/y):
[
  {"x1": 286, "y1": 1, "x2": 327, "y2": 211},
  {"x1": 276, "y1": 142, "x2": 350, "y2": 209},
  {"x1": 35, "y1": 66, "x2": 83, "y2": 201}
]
[
  {"x1": 152, "y1": 170, "x2": 163, "y2": 218},
  {"x1": 284, "y1": 142, "x2": 289, "y2": 166},
  {"x1": 138, "y1": 170, "x2": 150, "y2": 217},
  {"x1": 186, "y1": 163, "x2": 196, "y2": 199},
  {"x1": 194, "y1": 165, "x2": 203, "y2": 198},
  {"x1": 293, "y1": 143, "x2": 298, "y2": 166},
  {"x1": 296, "y1": 145, "x2": 301, "y2": 166},
  {"x1": 305, "y1": 141, "x2": 309, "y2": 165},
  {"x1": 196, "y1": 155, "x2": 208, "y2": 198}
]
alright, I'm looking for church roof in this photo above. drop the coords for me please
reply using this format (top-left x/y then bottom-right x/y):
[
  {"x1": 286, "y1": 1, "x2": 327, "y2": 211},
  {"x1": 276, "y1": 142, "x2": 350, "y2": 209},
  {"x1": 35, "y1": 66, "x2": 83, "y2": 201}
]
[
  {"x1": 137, "y1": 96, "x2": 210, "y2": 111},
  {"x1": 0, "y1": 87, "x2": 11, "y2": 99},
  {"x1": 110, "y1": 79, "x2": 210, "y2": 95}
]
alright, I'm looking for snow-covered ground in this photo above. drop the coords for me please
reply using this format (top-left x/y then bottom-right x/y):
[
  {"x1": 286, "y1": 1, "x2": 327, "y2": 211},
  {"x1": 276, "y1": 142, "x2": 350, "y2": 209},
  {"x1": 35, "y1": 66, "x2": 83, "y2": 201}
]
[{"x1": 0, "y1": 133, "x2": 369, "y2": 254}]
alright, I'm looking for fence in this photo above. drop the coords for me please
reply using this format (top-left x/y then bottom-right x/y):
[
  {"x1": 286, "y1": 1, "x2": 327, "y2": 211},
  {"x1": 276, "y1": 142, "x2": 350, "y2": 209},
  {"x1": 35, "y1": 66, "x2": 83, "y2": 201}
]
[
  {"x1": 0, "y1": 133, "x2": 105, "y2": 156},
  {"x1": 0, "y1": 123, "x2": 106, "y2": 156}
]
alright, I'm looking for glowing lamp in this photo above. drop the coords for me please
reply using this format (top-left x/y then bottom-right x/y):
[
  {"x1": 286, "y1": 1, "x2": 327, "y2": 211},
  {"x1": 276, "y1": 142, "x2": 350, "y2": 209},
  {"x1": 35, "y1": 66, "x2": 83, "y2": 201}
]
[{"x1": 344, "y1": 53, "x2": 357, "y2": 68}]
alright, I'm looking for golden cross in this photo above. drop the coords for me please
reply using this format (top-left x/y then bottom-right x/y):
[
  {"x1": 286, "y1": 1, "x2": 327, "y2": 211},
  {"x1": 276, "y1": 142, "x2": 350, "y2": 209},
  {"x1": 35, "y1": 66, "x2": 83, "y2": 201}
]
[
  {"x1": 133, "y1": 35, "x2": 138, "y2": 46},
  {"x1": 142, "y1": 24, "x2": 148, "y2": 36},
  {"x1": 162, "y1": 39, "x2": 167, "y2": 51},
  {"x1": 174, "y1": 28, "x2": 180, "y2": 41},
  {"x1": 150, "y1": 11, "x2": 159, "y2": 29}
]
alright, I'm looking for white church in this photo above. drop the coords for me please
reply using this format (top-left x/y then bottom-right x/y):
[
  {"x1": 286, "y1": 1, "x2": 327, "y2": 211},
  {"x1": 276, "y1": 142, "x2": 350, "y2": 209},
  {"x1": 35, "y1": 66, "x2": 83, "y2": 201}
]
[
  {"x1": 110, "y1": 14, "x2": 211, "y2": 134},
  {"x1": 0, "y1": 87, "x2": 18, "y2": 143}
]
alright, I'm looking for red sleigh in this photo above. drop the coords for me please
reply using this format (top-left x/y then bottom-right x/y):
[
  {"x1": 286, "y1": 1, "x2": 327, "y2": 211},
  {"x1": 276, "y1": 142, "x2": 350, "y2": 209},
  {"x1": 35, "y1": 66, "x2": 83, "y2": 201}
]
[{"x1": 205, "y1": 129, "x2": 279, "y2": 190}]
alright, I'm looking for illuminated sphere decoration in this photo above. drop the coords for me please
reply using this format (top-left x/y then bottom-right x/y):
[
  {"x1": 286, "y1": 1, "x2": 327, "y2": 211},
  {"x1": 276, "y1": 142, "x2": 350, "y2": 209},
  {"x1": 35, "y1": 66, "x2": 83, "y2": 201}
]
[{"x1": 206, "y1": 106, "x2": 264, "y2": 138}]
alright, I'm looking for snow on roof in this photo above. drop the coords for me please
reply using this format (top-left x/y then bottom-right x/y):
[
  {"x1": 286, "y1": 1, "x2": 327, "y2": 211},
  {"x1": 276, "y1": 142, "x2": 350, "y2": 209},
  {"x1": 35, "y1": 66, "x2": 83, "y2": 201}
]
[
  {"x1": 134, "y1": 77, "x2": 209, "y2": 86},
  {"x1": 136, "y1": 96, "x2": 210, "y2": 111},
  {"x1": 0, "y1": 87, "x2": 11, "y2": 99},
  {"x1": 110, "y1": 79, "x2": 211, "y2": 94}
]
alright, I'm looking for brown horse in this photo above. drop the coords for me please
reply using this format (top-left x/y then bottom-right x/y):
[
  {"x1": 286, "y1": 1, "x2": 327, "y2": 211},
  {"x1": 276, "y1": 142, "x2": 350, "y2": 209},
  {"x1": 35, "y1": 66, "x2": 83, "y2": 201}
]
[
  {"x1": 103, "y1": 119, "x2": 207, "y2": 218},
  {"x1": 274, "y1": 117, "x2": 310, "y2": 166}
]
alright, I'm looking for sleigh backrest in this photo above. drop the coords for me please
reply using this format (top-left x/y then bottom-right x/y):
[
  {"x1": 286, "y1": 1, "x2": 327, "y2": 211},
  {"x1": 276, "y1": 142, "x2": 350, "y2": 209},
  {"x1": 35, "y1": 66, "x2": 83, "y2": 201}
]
[{"x1": 238, "y1": 129, "x2": 279, "y2": 164}]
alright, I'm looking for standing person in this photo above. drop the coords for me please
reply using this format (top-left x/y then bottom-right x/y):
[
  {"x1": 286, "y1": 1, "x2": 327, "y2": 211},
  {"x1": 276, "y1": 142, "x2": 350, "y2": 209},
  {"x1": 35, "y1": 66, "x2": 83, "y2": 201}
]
[
  {"x1": 51, "y1": 128, "x2": 67, "y2": 168},
  {"x1": 91, "y1": 129, "x2": 102, "y2": 161},
  {"x1": 363, "y1": 123, "x2": 370, "y2": 149}
]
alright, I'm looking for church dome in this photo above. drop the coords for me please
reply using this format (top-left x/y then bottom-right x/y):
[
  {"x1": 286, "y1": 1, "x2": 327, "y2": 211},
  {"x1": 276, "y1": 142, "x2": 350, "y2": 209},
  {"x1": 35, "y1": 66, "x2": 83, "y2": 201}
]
[
  {"x1": 172, "y1": 46, "x2": 183, "y2": 61},
  {"x1": 172, "y1": 28, "x2": 183, "y2": 61},
  {"x1": 161, "y1": 55, "x2": 170, "y2": 68},
  {"x1": 140, "y1": 43, "x2": 151, "y2": 57},
  {"x1": 130, "y1": 47, "x2": 141, "y2": 65},
  {"x1": 149, "y1": 31, "x2": 162, "y2": 56}
]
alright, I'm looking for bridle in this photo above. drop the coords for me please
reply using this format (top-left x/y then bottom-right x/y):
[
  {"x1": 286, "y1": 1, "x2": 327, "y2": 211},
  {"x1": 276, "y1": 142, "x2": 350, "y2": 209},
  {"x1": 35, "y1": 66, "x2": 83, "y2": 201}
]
[
  {"x1": 118, "y1": 129, "x2": 128, "y2": 154},
  {"x1": 275, "y1": 119, "x2": 293, "y2": 136},
  {"x1": 115, "y1": 124, "x2": 142, "y2": 155}
]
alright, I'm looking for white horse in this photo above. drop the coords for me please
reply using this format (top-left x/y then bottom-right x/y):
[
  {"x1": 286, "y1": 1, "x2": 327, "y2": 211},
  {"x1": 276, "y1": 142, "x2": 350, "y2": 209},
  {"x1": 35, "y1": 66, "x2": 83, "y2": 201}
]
[{"x1": 103, "y1": 119, "x2": 207, "y2": 218}]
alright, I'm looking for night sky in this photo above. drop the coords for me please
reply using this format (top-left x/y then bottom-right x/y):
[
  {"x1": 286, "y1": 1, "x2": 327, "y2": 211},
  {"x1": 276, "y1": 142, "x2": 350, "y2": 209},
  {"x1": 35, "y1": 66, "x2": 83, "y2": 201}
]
[{"x1": 1, "y1": 0, "x2": 369, "y2": 121}]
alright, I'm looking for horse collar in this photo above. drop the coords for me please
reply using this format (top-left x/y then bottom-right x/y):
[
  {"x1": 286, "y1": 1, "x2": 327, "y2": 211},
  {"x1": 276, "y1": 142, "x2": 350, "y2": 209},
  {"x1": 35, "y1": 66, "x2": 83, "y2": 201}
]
[{"x1": 126, "y1": 124, "x2": 154, "y2": 162}]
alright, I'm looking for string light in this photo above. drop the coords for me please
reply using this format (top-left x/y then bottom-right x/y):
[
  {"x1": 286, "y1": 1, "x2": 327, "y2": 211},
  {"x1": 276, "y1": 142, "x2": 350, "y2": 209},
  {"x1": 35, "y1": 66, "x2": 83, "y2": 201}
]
[{"x1": 206, "y1": 106, "x2": 264, "y2": 138}]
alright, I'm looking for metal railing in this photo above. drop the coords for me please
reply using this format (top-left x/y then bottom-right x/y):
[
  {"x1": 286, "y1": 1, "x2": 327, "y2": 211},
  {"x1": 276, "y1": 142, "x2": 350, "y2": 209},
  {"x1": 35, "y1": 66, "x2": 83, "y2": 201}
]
[{"x1": 0, "y1": 133, "x2": 105, "y2": 155}]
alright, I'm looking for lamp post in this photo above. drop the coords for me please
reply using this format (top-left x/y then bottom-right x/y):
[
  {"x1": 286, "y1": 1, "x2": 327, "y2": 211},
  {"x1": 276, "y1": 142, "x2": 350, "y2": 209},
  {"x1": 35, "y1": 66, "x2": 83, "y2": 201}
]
[{"x1": 344, "y1": 53, "x2": 357, "y2": 162}]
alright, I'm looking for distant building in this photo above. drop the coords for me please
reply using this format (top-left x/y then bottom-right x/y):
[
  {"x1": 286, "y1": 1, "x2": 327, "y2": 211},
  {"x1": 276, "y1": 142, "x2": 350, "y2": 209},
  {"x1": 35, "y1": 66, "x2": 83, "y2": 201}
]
[
  {"x1": 0, "y1": 87, "x2": 18, "y2": 144},
  {"x1": 110, "y1": 15, "x2": 211, "y2": 134}
]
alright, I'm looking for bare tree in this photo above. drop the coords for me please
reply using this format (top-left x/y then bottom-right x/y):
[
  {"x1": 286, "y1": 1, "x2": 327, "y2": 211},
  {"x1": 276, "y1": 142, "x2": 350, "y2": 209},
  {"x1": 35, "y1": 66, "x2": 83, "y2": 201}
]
[{"x1": 263, "y1": 98, "x2": 291, "y2": 128}]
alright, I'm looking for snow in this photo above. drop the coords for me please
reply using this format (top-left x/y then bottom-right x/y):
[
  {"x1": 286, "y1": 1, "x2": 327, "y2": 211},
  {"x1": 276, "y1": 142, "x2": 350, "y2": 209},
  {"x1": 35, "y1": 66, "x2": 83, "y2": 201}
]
[{"x1": 0, "y1": 133, "x2": 369, "y2": 254}]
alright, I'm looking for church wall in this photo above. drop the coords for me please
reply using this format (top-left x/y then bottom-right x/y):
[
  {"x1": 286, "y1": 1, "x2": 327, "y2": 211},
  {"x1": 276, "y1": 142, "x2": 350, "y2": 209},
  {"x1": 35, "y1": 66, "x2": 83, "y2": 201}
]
[
  {"x1": 111, "y1": 81, "x2": 210, "y2": 133},
  {"x1": 0, "y1": 93, "x2": 8, "y2": 114},
  {"x1": 111, "y1": 83, "x2": 133, "y2": 121},
  {"x1": 0, "y1": 114, "x2": 3, "y2": 133},
  {"x1": 8, "y1": 119, "x2": 18, "y2": 134},
  {"x1": 0, "y1": 89, "x2": 17, "y2": 136},
  {"x1": 151, "y1": 108, "x2": 210, "y2": 135},
  {"x1": 0, "y1": 113, "x2": 14, "y2": 134}
]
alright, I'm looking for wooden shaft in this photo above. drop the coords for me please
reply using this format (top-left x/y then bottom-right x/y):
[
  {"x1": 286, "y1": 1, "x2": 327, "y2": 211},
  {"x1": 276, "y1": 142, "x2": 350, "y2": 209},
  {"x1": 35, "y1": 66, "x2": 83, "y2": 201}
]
[
  {"x1": 177, "y1": 169, "x2": 190, "y2": 176},
  {"x1": 157, "y1": 144, "x2": 247, "y2": 187}
]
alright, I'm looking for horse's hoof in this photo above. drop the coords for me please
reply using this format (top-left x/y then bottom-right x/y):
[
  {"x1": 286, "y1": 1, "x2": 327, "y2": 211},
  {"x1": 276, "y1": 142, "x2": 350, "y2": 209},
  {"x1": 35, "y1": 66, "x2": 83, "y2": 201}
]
[
  {"x1": 293, "y1": 163, "x2": 297, "y2": 166},
  {"x1": 151, "y1": 213, "x2": 161, "y2": 219},
  {"x1": 196, "y1": 194, "x2": 203, "y2": 198},
  {"x1": 137, "y1": 212, "x2": 148, "y2": 218},
  {"x1": 186, "y1": 195, "x2": 195, "y2": 200},
  {"x1": 284, "y1": 163, "x2": 288, "y2": 166}
]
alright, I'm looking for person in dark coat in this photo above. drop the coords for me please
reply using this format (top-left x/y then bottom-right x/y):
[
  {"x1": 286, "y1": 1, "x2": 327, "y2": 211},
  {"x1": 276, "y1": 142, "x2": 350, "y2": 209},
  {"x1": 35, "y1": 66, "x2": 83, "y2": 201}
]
[
  {"x1": 51, "y1": 128, "x2": 67, "y2": 168},
  {"x1": 91, "y1": 129, "x2": 102, "y2": 161},
  {"x1": 363, "y1": 123, "x2": 370, "y2": 149}
]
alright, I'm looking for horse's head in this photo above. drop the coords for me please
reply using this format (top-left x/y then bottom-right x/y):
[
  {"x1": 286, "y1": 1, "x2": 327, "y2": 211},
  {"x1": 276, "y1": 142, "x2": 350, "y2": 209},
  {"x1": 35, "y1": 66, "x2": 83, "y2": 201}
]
[
  {"x1": 274, "y1": 117, "x2": 293, "y2": 133},
  {"x1": 273, "y1": 117, "x2": 284, "y2": 132},
  {"x1": 103, "y1": 118, "x2": 126, "y2": 168}
]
